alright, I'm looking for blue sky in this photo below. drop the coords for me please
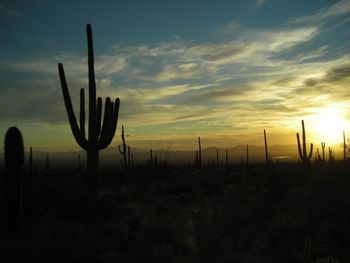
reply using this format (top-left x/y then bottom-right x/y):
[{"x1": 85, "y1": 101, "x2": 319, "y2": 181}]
[{"x1": 0, "y1": 0, "x2": 350, "y2": 151}]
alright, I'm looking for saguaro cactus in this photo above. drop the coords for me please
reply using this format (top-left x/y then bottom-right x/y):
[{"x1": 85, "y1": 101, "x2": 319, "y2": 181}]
[
  {"x1": 264, "y1": 129, "x2": 269, "y2": 165},
  {"x1": 343, "y1": 131, "x2": 347, "y2": 161},
  {"x1": 225, "y1": 149, "x2": 229, "y2": 168},
  {"x1": 296, "y1": 120, "x2": 313, "y2": 163},
  {"x1": 246, "y1": 144, "x2": 249, "y2": 165},
  {"x1": 118, "y1": 124, "x2": 127, "y2": 168},
  {"x1": 321, "y1": 142, "x2": 325, "y2": 162},
  {"x1": 198, "y1": 137, "x2": 202, "y2": 167},
  {"x1": 4, "y1": 127, "x2": 24, "y2": 232},
  {"x1": 58, "y1": 24, "x2": 120, "y2": 195}
]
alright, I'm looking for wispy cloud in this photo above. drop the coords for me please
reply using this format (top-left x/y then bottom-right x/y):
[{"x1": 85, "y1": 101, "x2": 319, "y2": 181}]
[
  {"x1": 0, "y1": 2, "x2": 21, "y2": 17},
  {"x1": 1, "y1": 16, "x2": 349, "y2": 149},
  {"x1": 291, "y1": 0, "x2": 350, "y2": 24}
]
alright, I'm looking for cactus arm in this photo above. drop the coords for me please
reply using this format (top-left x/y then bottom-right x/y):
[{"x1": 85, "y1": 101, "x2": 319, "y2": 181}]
[
  {"x1": 87, "y1": 24, "x2": 97, "y2": 142},
  {"x1": 80, "y1": 88, "x2": 86, "y2": 139},
  {"x1": 297, "y1": 133, "x2": 303, "y2": 160},
  {"x1": 118, "y1": 144, "x2": 124, "y2": 154},
  {"x1": 302, "y1": 120, "x2": 307, "y2": 158},
  {"x1": 307, "y1": 143, "x2": 313, "y2": 160},
  {"x1": 58, "y1": 63, "x2": 88, "y2": 149},
  {"x1": 98, "y1": 98, "x2": 120, "y2": 149}
]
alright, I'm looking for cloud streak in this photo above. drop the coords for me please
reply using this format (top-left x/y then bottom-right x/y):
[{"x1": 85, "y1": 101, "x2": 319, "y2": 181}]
[
  {"x1": 291, "y1": 0, "x2": 350, "y2": 24},
  {"x1": 0, "y1": 4, "x2": 349, "y2": 149}
]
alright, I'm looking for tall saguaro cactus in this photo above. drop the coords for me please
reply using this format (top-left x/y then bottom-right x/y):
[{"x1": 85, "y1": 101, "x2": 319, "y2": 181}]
[
  {"x1": 296, "y1": 120, "x2": 313, "y2": 163},
  {"x1": 118, "y1": 124, "x2": 127, "y2": 168},
  {"x1": 58, "y1": 24, "x2": 120, "y2": 195}
]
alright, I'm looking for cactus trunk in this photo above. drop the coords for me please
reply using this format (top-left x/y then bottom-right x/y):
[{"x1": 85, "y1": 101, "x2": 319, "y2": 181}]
[
  {"x1": 86, "y1": 148, "x2": 99, "y2": 194},
  {"x1": 4, "y1": 127, "x2": 24, "y2": 232}
]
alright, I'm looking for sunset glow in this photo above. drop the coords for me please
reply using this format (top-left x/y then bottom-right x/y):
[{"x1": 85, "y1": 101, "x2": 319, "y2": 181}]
[{"x1": 0, "y1": 0, "x2": 349, "y2": 151}]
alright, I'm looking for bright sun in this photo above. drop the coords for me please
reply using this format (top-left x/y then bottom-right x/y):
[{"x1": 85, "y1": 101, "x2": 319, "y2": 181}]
[{"x1": 309, "y1": 107, "x2": 350, "y2": 145}]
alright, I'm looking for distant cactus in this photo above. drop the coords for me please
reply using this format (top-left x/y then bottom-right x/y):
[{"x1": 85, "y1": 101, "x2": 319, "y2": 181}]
[
  {"x1": 321, "y1": 142, "x2": 326, "y2": 162},
  {"x1": 128, "y1": 146, "x2": 131, "y2": 168},
  {"x1": 343, "y1": 131, "x2": 347, "y2": 161},
  {"x1": 198, "y1": 137, "x2": 202, "y2": 167},
  {"x1": 58, "y1": 24, "x2": 120, "y2": 195},
  {"x1": 118, "y1": 125, "x2": 128, "y2": 168},
  {"x1": 296, "y1": 120, "x2": 313, "y2": 163},
  {"x1": 246, "y1": 144, "x2": 249, "y2": 165},
  {"x1": 225, "y1": 149, "x2": 229, "y2": 167},
  {"x1": 316, "y1": 148, "x2": 322, "y2": 161},
  {"x1": 4, "y1": 127, "x2": 24, "y2": 232},
  {"x1": 264, "y1": 129, "x2": 269, "y2": 165}
]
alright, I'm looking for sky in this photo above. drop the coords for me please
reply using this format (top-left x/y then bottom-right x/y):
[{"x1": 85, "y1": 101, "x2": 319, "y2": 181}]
[{"x1": 0, "y1": 0, "x2": 350, "y2": 152}]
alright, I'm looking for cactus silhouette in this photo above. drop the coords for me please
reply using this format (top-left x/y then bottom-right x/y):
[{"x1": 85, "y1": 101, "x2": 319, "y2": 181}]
[
  {"x1": 225, "y1": 148, "x2": 229, "y2": 168},
  {"x1": 246, "y1": 144, "x2": 249, "y2": 165},
  {"x1": 118, "y1": 124, "x2": 128, "y2": 168},
  {"x1": 296, "y1": 120, "x2": 313, "y2": 163},
  {"x1": 264, "y1": 129, "x2": 269, "y2": 165},
  {"x1": 329, "y1": 147, "x2": 335, "y2": 162},
  {"x1": 321, "y1": 142, "x2": 325, "y2": 162},
  {"x1": 58, "y1": 24, "x2": 120, "y2": 195},
  {"x1": 4, "y1": 127, "x2": 24, "y2": 232},
  {"x1": 343, "y1": 131, "x2": 347, "y2": 161},
  {"x1": 198, "y1": 137, "x2": 202, "y2": 168}
]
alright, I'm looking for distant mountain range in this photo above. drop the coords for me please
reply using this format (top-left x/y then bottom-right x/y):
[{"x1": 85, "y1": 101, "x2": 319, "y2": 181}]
[{"x1": 0, "y1": 144, "x2": 345, "y2": 168}]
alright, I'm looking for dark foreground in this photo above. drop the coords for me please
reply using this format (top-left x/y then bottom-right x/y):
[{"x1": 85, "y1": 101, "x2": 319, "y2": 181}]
[{"x1": 1, "y1": 162, "x2": 350, "y2": 263}]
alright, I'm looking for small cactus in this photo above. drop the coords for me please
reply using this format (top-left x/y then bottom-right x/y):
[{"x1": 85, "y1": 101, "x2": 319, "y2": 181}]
[
  {"x1": 118, "y1": 124, "x2": 128, "y2": 168},
  {"x1": 264, "y1": 129, "x2": 269, "y2": 165},
  {"x1": 216, "y1": 148, "x2": 219, "y2": 168},
  {"x1": 198, "y1": 137, "x2": 202, "y2": 168},
  {"x1": 225, "y1": 149, "x2": 229, "y2": 168},
  {"x1": 343, "y1": 131, "x2": 347, "y2": 161},
  {"x1": 296, "y1": 120, "x2": 313, "y2": 163},
  {"x1": 4, "y1": 127, "x2": 24, "y2": 232},
  {"x1": 321, "y1": 142, "x2": 326, "y2": 162},
  {"x1": 246, "y1": 144, "x2": 249, "y2": 165}
]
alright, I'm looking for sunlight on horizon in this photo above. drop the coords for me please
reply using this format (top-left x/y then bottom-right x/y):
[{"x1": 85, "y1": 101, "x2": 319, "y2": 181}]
[{"x1": 309, "y1": 107, "x2": 350, "y2": 145}]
